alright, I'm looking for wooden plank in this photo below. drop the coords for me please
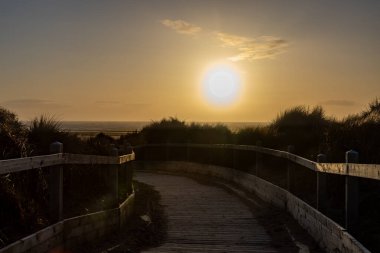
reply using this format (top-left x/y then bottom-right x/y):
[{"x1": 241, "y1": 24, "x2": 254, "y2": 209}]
[
  {"x1": 63, "y1": 153, "x2": 119, "y2": 165},
  {"x1": 64, "y1": 153, "x2": 135, "y2": 165},
  {"x1": 0, "y1": 154, "x2": 64, "y2": 175},
  {"x1": 316, "y1": 163, "x2": 346, "y2": 175},
  {"x1": 136, "y1": 172, "x2": 277, "y2": 253},
  {"x1": 348, "y1": 163, "x2": 380, "y2": 180},
  {"x1": 286, "y1": 153, "x2": 317, "y2": 170},
  {"x1": 0, "y1": 153, "x2": 135, "y2": 174},
  {"x1": 0, "y1": 222, "x2": 63, "y2": 253},
  {"x1": 315, "y1": 163, "x2": 380, "y2": 180},
  {"x1": 119, "y1": 153, "x2": 135, "y2": 164}
]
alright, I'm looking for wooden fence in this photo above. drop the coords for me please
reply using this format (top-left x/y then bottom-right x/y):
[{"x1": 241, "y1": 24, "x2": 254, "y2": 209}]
[
  {"x1": 135, "y1": 143, "x2": 380, "y2": 237},
  {"x1": 0, "y1": 142, "x2": 135, "y2": 252}
]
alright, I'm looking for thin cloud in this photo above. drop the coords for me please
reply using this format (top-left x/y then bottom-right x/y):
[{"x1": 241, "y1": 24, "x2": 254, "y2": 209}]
[
  {"x1": 95, "y1": 100, "x2": 121, "y2": 105},
  {"x1": 214, "y1": 32, "x2": 249, "y2": 47},
  {"x1": 2, "y1": 99, "x2": 68, "y2": 109},
  {"x1": 322, "y1": 100, "x2": 356, "y2": 106},
  {"x1": 161, "y1": 19, "x2": 202, "y2": 35},
  {"x1": 161, "y1": 19, "x2": 288, "y2": 61},
  {"x1": 94, "y1": 101, "x2": 151, "y2": 108},
  {"x1": 215, "y1": 32, "x2": 288, "y2": 61}
]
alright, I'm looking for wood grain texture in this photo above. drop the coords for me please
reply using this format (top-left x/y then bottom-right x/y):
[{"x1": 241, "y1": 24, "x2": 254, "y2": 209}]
[
  {"x1": 0, "y1": 154, "x2": 64, "y2": 175},
  {"x1": 0, "y1": 152, "x2": 135, "y2": 174},
  {"x1": 135, "y1": 171, "x2": 277, "y2": 253}
]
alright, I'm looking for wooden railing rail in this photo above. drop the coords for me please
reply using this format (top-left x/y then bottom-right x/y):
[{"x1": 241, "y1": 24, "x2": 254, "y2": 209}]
[
  {"x1": 135, "y1": 143, "x2": 380, "y2": 236},
  {"x1": 0, "y1": 152, "x2": 135, "y2": 175},
  {"x1": 136, "y1": 143, "x2": 380, "y2": 180},
  {"x1": 0, "y1": 142, "x2": 135, "y2": 251}
]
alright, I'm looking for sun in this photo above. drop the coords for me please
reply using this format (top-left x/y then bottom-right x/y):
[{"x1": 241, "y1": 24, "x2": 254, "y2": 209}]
[{"x1": 202, "y1": 64, "x2": 241, "y2": 106}]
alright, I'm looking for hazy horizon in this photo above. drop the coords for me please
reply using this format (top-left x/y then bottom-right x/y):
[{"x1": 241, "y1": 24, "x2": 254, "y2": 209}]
[{"x1": 22, "y1": 120, "x2": 269, "y2": 133}]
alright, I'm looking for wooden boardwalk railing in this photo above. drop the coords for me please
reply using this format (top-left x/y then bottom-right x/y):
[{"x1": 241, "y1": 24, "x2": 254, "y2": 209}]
[
  {"x1": 0, "y1": 142, "x2": 135, "y2": 253},
  {"x1": 1, "y1": 142, "x2": 377, "y2": 252},
  {"x1": 136, "y1": 143, "x2": 380, "y2": 180},
  {"x1": 134, "y1": 143, "x2": 379, "y2": 251}
]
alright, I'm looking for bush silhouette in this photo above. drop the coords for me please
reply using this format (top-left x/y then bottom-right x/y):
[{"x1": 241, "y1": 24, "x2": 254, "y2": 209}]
[
  {"x1": 269, "y1": 106, "x2": 330, "y2": 159},
  {"x1": 326, "y1": 99, "x2": 380, "y2": 163},
  {"x1": 28, "y1": 115, "x2": 84, "y2": 155},
  {"x1": 0, "y1": 107, "x2": 28, "y2": 159},
  {"x1": 139, "y1": 117, "x2": 233, "y2": 144}
]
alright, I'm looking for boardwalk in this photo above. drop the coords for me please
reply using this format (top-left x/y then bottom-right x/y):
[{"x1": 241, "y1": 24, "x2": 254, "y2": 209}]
[{"x1": 135, "y1": 171, "x2": 278, "y2": 253}]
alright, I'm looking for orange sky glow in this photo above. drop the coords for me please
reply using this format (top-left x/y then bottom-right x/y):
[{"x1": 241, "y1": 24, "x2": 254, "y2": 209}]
[{"x1": 1, "y1": 1, "x2": 379, "y2": 122}]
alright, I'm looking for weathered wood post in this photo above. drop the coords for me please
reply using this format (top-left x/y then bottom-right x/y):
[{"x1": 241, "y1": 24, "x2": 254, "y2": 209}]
[
  {"x1": 111, "y1": 147, "x2": 119, "y2": 208},
  {"x1": 165, "y1": 142, "x2": 170, "y2": 161},
  {"x1": 186, "y1": 143, "x2": 190, "y2": 162},
  {"x1": 317, "y1": 154, "x2": 327, "y2": 213},
  {"x1": 49, "y1": 142, "x2": 63, "y2": 222},
  {"x1": 345, "y1": 150, "x2": 359, "y2": 234},
  {"x1": 286, "y1": 145, "x2": 295, "y2": 192},
  {"x1": 255, "y1": 141, "x2": 262, "y2": 176},
  {"x1": 141, "y1": 145, "x2": 146, "y2": 161},
  {"x1": 122, "y1": 141, "x2": 132, "y2": 191},
  {"x1": 233, "y1": 145, "x2": 237, "y2": 170},
  {"x1": 125, "y1": 160, "x2": 133, "y2": 195}
]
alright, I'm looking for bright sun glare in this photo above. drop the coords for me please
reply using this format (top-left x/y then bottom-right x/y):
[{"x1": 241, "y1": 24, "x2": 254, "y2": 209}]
[{"x1": 202, "y1": 64, "x2": 241, "y2": 106}]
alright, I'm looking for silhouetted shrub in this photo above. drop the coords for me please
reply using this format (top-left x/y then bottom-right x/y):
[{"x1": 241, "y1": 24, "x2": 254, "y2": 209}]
[
  {"x1": 187, "y1": 123, "x2": 232, "y2": 144},
  {"x1": 86, "y1": 132, "x2": 116, "y2": 155},
  {"x1": 326, "y1": 99, "x2": 380, "y2": 163},
  {"x1": 141, "y1": 117, "x2": 188, "y2": 143},
  {"x1": 268, "y1": 106, "x2": 329, "y2": 159},
  {"x1": 0, "y1": 110, "x2": 48, "y2": 243},
  {"x1": 139, "y1": 117, "x2": 233, "y2": 144},
  {"x1": 28, "y1": 115, "x2": 84, "y2": 155},
  {"x1": 0, "y1": 107, "x2": 28, "y2": 159},
  {"x1": 235, "y1": 126, "x2": 272, "y2": 146}
]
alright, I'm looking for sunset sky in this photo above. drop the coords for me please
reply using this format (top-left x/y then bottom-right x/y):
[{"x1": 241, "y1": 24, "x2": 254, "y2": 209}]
[{"x1": 1, "y1": 0, "x2": 379, "y2": 122}]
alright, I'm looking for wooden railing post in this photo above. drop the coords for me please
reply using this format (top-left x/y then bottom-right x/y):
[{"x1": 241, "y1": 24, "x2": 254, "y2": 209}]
[
  {"x1": 111, "y1": 147, "x2": 119, "y2": 208},
  {"x1": 186, "y1": 143, "x2": 190, "y2": 162},
  {"x1": 286, "y1": 145, "x2": 295, "y2": 191},
  {"x1": 165, "y1": 142, "x2": 170, "y2": 161},
  {"x1": 125, "y1": 160, "x2": 133, "y2": 195},
  {"x1": 233, "y1": 146, "x2": 237, "y2": 170},
  {"x1": 255, "y1": 141, "x2": 262, "y2": 176},
  {"x1": 49, "y1": 142, "x2": 63, "y2": 222},
  {"x1": 317, "y1": 154, "x2": 327, "y2": 213},
  {"x1": 345, "y1": 150, "x2": 359, "y2": 234}
]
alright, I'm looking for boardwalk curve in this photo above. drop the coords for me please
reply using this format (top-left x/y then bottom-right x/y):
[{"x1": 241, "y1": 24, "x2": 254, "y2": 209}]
[{"x1": 135, "y1": 171, "x2": 278, "y2": 253}]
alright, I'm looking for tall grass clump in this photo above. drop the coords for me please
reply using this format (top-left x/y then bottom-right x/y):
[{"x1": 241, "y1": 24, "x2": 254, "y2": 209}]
[
  {"x1": 269, "y1": 106, "x2": 330, "y2": 159},
  {"x1": 28, "y1": 115, "x2": 84, "y2": 155},
  {"x1": 187, "y1": 123, "x2": 232, "y2": 144},
  {"x1": 235, "y1": 126, "x2": 272, "y2": 146},
  {"x1": 140, "y1": 117, "x2": 188, "y2": 143},
  {"x1": 138, "y1": 117, "x2": 233, "y2": 144},
  {"x1": 326, "y1": 98, "x2": 380, "y2": 163}
]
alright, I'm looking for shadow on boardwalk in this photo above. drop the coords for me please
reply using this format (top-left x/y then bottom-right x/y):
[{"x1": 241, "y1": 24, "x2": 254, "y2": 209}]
[{"x1": 135, "y1": 171, "x2": 324, "y2": 253}]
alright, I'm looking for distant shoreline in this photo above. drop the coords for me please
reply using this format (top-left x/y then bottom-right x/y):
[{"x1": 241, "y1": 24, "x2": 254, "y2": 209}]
[
  {"x1": 59, "y1": 121, "x2": 269, "y2": 132},
  {"x1": 22, "y1": 121, "x2": 268, "y2": 132}
]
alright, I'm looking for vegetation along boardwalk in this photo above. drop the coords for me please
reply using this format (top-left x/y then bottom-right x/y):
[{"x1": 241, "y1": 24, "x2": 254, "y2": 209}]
[{"x1": 135, "y1": 171, "x2": 287, "y2": 253}]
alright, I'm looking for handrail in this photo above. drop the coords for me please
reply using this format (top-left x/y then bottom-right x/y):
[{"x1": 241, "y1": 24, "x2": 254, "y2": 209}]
[
  {"x1": 137, "y1": 143, "x2": 380, "y2": 180},
  {"x1": 0, "y1": 150, "x2": 136, "y2": 251},
  {"x1": 0, "y1": 154, "x2": 64, "y2": 175},
  {"x1": 0, "y1": 152, "x2": 135, "y2": 175}
]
